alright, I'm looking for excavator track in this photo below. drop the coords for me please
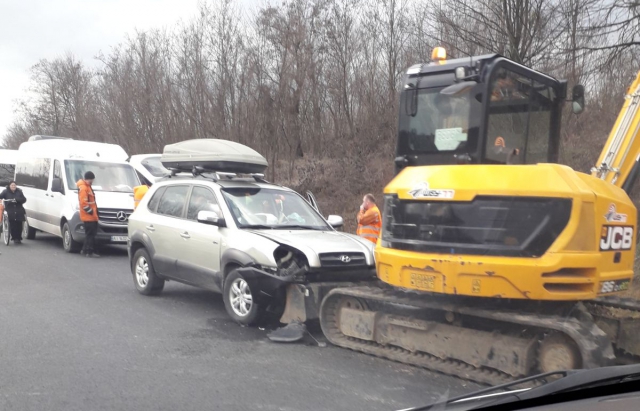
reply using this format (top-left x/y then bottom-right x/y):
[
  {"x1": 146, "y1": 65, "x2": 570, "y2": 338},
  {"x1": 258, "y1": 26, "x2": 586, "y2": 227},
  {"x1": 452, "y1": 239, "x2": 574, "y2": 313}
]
[
  {"x1": 320, "y1": 285, "x2": 617, "y2": 386},
  {"x1": 586, "y1": 295, "x2": 640, "y2": 360},
  {"x1": 320, "y1": 290, "x2": 514, "y2": 386},
  {"x1": 591, "y1": 295, "x2": 640, "y2": 312}
]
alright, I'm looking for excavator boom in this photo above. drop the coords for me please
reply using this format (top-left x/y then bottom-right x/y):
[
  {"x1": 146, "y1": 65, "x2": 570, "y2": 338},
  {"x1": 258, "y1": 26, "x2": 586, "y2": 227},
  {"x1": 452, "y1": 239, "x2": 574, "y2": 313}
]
[{"x1": 593, "y1": 71, "x2": 640, "y2": 191}]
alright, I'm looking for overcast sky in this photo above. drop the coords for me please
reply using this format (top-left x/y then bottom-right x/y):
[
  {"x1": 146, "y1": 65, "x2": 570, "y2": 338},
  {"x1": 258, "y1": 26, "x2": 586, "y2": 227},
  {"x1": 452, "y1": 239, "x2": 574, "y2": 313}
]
[{"x1": 0, "y1": 0, "x2": 256, "y2": 139}]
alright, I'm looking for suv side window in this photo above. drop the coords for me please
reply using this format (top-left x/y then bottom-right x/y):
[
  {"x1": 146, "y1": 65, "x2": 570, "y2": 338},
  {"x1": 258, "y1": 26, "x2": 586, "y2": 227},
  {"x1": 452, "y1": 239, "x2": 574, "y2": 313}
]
[
  {"x1": 147, "y1": 186, "x2": 166, "y2": 212},
  {"x1": 187, "y1": 186, "x2": 220, "y2": 220},
  {"x1": 157, "y1": 186, "x2": 189, "y2": 218}
]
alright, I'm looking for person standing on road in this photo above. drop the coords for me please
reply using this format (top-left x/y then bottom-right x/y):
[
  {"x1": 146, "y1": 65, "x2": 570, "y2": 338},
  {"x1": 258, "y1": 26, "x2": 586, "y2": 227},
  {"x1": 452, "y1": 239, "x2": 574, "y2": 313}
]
[
  {"x1": 356, "y1": 193, "x2": 381, "y2": 244},
  {"x1": 0, "y1": 181, "x2": 27, "y2": 244},
  {"x1": 77, "y1": 171, "x2": 100, "y2": 258},
  {"x1": 133, "y1": 184, "x2": 149, "y2": 210}
]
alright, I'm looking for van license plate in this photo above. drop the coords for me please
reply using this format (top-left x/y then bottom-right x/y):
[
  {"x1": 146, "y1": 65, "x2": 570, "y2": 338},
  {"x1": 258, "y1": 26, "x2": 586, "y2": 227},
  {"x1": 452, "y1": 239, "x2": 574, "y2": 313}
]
[{"x1": 111, "y1": 236, "x2": 128, "y2": 242}]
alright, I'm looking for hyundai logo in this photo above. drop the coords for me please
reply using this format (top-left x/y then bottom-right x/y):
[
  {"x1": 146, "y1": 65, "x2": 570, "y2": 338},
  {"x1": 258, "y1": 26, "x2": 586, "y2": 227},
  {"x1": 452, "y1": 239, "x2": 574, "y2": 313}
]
[
  {"x1": 340, "y1": 255, "x2": 351, "y2": 263},
  {"x1": 116, "y1": 211, "x2": 128, "y2": 222}
]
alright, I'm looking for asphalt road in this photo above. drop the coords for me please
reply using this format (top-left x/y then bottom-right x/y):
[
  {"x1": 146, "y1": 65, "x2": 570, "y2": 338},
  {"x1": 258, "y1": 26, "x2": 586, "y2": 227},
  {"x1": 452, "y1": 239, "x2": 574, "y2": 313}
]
[{"x1": 0, "y1": 233, "x2": 478, "y2": 411}]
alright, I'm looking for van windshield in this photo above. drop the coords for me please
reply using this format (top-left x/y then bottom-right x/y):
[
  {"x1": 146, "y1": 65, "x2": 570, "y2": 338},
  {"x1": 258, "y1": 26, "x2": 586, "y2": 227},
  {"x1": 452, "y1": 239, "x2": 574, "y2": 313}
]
[{"x1": 65, "y1": 160, "x2": 139, "y2": 193}]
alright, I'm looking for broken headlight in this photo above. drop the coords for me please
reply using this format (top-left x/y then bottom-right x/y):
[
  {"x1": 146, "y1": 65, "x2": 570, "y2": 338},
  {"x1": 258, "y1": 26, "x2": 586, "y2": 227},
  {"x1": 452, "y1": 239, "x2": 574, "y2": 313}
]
[{"x1": 274, "y1": 246, "x2": 309, "y2": 279}]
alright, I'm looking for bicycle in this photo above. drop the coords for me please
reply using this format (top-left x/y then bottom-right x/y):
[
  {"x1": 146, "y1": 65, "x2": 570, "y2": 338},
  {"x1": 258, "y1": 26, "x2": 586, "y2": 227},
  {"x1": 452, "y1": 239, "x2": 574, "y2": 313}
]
[{"x1": 2, "y1": 199, "x2": 17, "y2": 246}]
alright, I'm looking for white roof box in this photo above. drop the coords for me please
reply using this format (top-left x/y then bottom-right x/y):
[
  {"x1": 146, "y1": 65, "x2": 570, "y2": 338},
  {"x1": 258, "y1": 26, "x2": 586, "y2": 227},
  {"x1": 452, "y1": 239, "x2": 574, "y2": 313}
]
[
  {"x1": 28, "y1": 135, "x2": 73, "y2": 142},
  {"x1": 161, "y1": 139, "x2": 268, "y2": 174}
]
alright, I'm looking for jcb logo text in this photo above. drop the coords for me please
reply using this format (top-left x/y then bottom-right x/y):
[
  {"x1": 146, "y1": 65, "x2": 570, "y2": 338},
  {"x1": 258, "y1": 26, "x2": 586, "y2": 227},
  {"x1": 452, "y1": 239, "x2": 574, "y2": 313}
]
[{"x1": 599, "y1": 225, "x2": 634, "y2": 251}]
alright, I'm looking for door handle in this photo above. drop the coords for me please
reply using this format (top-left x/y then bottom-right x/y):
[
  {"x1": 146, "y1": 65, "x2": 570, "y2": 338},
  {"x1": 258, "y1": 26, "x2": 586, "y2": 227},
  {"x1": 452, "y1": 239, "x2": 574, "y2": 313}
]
[
  {"x1": 146, "y1": 225, "x2": 155, "y2": 232},
  {"x1": 180, "y1": 232, "x2": 190, "y2": 239}
]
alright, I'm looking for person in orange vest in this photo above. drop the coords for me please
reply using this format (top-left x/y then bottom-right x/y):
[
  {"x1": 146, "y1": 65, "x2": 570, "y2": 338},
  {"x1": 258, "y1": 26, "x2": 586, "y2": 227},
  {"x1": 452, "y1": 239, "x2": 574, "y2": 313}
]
[
  {"x1": 133, "y1": 185, "x2": 149, "y2": 210},
  {"x1": 356, "y1": 193, "x2": 381, "y2": 244},
  {"x1": 78, "y1": 171, "x2": 100, "y2": 257}
]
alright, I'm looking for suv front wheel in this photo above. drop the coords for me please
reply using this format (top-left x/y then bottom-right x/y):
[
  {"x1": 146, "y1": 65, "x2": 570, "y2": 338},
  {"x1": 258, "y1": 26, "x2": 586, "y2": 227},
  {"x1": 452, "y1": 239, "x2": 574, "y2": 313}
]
[
  {"x1": 132, "y1": 248, "x2": 165, "y2": 295},
  {"x1": 223, "y1": 270, "x2": 263, "y2": 325}
]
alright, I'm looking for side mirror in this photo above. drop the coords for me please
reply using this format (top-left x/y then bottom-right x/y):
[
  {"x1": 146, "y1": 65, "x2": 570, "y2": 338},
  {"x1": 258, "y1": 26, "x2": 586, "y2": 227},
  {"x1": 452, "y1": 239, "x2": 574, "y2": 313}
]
[
  {"x1": 572, "y1": 84, "x2": 585, "y2": 114},
  {"x1": 197, "y1": 210, "x2": 226, "y2": 227},
  {"x1": 327, "y1": 215, "x2": 344, "y2": 228},
  {"x1": 51, "y1": 177, "x2": 64, "y2": 194}
]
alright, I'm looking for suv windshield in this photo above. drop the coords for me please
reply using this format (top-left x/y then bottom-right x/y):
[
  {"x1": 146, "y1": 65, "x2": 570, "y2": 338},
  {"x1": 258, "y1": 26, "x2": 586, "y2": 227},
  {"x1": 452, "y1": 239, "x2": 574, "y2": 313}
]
[
  {"x1": 141, "y1": 156, "x2": 169, "y2": 177},
  {"x1": 65, "y1": 160, "x2": 139, "y2": 192},
  {"x1": 221, "y1": 187, "x2": 330, "y2": 230}
]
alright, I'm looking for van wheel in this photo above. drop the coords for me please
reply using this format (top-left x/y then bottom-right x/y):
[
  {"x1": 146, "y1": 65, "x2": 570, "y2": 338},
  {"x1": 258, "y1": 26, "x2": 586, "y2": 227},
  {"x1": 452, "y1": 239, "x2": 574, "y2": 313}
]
[
  {"x1": 23, "y1": 220, "x2": 36, "y2": 240},
  {"x1": 223, "y1": 270, "x2": 263, "y2": 326},
  {"x1": 62, "y1": 222, "x2": 82, "y2": 253}
]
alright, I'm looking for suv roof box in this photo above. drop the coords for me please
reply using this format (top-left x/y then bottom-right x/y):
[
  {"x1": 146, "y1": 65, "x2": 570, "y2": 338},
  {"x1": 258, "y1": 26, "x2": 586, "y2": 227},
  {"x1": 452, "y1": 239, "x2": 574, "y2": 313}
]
[
  {"x1": 161, "y1": 139, "x2": 268, "y2": 174},
  {"x1": 28, "y1": 135, "x2": 73, "y2": 142}
]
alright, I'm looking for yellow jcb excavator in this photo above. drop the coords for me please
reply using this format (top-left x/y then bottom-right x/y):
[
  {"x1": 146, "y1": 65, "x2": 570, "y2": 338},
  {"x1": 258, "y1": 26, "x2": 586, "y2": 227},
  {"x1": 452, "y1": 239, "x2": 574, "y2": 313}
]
[{"x1": 318, "y1": 48, "x2": 640, "y2": 385}]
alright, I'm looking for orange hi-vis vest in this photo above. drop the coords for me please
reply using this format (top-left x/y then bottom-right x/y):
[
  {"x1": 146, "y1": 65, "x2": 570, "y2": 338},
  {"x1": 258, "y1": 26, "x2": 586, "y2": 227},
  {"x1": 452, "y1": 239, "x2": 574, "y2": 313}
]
[
  {"x1": 356, "y1": 205, "x2": 382, "y2": 244},
  {"x1": 133, "y1": 185, "x2": 149, "y2": 210}
]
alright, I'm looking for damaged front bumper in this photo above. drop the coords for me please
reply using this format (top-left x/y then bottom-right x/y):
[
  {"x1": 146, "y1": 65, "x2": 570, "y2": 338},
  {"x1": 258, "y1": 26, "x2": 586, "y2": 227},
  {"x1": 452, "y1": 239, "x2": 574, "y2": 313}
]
[
  {"x1": 278, "y1": 281, "x2": 381, "y2": 324},
  {"x1": 235, "y1": 265, "x2": 377, "y2": 324}
]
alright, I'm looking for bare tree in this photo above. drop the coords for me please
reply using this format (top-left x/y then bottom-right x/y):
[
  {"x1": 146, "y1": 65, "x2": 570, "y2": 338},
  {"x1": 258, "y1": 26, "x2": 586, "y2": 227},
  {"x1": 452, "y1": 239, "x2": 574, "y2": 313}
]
[
  {"x1": 4, "y1": 0, "x2": 640, "y2": 231},
  {"x1": 435, "y1": 0, "x2": 561, "y2": 66}
]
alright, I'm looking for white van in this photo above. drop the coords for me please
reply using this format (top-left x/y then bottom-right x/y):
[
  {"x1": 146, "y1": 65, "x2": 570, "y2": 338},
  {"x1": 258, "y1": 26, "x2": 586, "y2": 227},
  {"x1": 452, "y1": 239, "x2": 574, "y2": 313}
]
[
  {"x1": 128, "y1": 154, "x2": 169, "y2": 185},
  {"x1": 16, "y1": 138, "x2": 140, "y2": 252},
  {"x1": 0, "y1": 149, "x2": 18, "y2": 187}
]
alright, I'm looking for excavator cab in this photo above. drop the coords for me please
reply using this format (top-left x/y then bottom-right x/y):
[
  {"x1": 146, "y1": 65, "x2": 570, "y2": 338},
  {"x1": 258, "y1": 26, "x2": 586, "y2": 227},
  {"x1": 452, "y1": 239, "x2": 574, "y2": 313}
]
[{"x1": 395, "y1": 48, "x2": 584, "y2": 173}]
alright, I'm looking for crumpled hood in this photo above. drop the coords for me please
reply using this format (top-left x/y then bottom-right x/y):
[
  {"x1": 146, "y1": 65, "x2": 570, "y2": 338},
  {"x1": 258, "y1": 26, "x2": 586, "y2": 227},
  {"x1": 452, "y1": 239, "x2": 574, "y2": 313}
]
[{"x1": 248, "y1": 229, "x2": 375, "y2": 268}]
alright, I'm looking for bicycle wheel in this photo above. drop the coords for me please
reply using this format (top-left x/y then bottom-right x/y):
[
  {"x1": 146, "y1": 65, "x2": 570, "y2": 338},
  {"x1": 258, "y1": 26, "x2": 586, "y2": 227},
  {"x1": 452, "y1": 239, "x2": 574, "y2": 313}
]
[{"x1": 3, "y1": 214, "x2": 10, "y2": 246}]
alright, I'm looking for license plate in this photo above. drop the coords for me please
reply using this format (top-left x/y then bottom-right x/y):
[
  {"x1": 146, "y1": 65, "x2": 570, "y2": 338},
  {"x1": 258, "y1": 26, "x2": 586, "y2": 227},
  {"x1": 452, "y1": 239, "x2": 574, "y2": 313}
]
[
  {"x1": 111, "y1": 236, "x2": 128, "y2": 242},
  {"x1": 410, "y1": 272, "x2": 436, "y2": 291},
  {"x1": 600, "y1": 279, "x2": 630, "y2": 294}
]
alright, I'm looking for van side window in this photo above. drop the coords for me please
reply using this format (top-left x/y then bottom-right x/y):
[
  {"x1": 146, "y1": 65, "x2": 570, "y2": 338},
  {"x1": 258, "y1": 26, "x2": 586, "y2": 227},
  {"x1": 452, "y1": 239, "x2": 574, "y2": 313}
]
[
  {"x1": 0, "y1": 163, "x2": 15, "y2": 187},
  {"x1": 157, "y1": 186, "x2": 189, "y2": 218},
  {"x1": 147, "y1": 186, "x2": 165, "y2": 213},
  {"x1": 16, "y1": 158, "x2": 51, "y2": 190},
  {"x1": 52, "y1": 160, "x2": 64, "y2": 194},
  {"x1": 136, "y1": 170, "x2": 152, "y2": 186},
  {"x1": 53, "y1": 160, "x2": 61, "y2": 179}
]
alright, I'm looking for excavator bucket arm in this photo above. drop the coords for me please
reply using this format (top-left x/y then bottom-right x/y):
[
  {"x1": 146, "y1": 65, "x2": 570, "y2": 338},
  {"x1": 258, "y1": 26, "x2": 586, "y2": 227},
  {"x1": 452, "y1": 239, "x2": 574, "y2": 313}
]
[{"x1": 593, "y1": 71, "x2": 640, "y2": 192}]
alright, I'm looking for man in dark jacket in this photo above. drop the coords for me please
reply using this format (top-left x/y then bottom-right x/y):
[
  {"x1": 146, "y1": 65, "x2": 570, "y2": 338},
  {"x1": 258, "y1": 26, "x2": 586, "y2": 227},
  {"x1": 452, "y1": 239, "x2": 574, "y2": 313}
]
[{"x1": 0, "y1": 181, "x2": 27, "y2": 244}]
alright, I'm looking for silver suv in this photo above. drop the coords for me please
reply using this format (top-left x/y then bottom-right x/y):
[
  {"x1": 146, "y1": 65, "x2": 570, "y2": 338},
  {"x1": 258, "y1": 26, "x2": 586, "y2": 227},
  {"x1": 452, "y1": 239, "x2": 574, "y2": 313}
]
[{"x1": 127, "y1": 175, "x2": 376, "y2": 325}]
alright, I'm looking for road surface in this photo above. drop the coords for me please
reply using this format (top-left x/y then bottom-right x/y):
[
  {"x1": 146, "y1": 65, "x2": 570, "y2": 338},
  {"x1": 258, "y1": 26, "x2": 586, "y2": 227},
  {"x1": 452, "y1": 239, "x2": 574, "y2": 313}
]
[{"x1": 0, "y1": 233, "x2": 478, "y2": 411}]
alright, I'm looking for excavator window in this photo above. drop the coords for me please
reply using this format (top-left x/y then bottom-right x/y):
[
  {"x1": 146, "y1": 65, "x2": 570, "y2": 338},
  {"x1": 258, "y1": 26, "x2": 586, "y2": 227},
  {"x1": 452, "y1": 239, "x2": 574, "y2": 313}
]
[
  {"x1": 485, "y1": 68, "x2": 554, "y2": 164},
  {"x1": 398, "y1": 87, "x2": 481, "y2": 155}
]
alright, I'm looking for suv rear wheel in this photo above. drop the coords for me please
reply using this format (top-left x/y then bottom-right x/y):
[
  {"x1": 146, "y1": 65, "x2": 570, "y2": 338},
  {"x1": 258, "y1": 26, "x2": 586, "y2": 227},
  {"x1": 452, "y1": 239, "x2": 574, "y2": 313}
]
[
  {"x1": 223, "y1": 270, "x2": 263, "y2": 325},
  {"x1": 132, "y1": 248, "x2": 165, "y2": 295}
]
